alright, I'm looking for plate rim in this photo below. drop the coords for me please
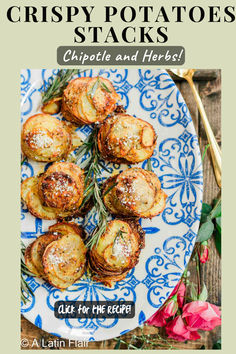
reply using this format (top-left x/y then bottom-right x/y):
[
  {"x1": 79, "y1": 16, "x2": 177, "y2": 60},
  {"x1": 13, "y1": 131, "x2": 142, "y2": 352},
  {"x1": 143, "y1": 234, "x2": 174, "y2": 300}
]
[{"x1": 21, "y1": 68, "x2": 203, "y2": 342}]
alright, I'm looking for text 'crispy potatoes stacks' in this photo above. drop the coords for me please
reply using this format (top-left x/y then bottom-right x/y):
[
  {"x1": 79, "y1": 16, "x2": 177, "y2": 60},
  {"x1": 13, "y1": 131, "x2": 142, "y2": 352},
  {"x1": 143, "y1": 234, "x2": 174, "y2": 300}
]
[
  {"x1": 98, "y1": 114, "x2": 157, "y2": 164},
  {"x1": 21, "y1": 114, "x2": 72, "y2": 162},
  {"x1": 21, "y1": 162, "x2": 86, "y2": 220},
  {"x1": 24, "y1": 222, "x2": 87, "y2": 289},
  {"x1": 103, "y1": 168, "x2": 167, "y2": 218},
  {"x1": 89, "y1": 219, "x2": 145, "y2": 287},
  {"x1": 61, "y1": 77, "x2": 120, "y2": 125}
]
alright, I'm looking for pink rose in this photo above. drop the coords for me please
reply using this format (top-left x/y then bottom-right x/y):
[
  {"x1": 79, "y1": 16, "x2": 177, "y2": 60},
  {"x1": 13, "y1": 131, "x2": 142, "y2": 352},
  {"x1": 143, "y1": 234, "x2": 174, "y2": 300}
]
[
  {"x1": 165, "y1": 316, "x2": 200, "y2": 342},
  {"x1": 162, "y1": 295, "x2": 178, "y2": 318},
  {"x1": 146, "y1": 294, "x2": 178, "y2": 327},
  {"x1": 182, "y1": 301, "x2": 221, "y2": 331},
  {"x1": 170, "y1": 281, "x2": 186, "y2": 308},
  {"x1": 146, "y1": 309, "x2": 167, "y2": 327}
]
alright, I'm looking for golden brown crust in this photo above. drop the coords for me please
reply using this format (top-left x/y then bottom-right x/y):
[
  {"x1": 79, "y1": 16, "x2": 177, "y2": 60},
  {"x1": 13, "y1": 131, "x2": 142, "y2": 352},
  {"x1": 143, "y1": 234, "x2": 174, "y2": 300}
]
[
  {"x1": 38, "y1": 162, "x2": 84, "y2": 211},
  {"x1": 21, "y1": 114, "x2": 72, "y2": 162},
  {"x1": 42, "y1": 232, "x2": 87, "y2": 289},
  {"x1": 21, "y1": 177, "x2": 38, "y2": 203},
  {"x1": 21, "y1": 162, "x2": 87, "y2": 220},
  {"x1": 98, "y1": 114, "x2": 157, "y2": 164},
  {"x1": 41, "y1": 97, "x2": 62, "y2": 115},
  {"x1": 24, "y1": 223, "x2": 87, "y2": 289},
  {"x1": 88, "y1": 219, "x2": 145, "y2": 287},
  {"x1": 61, "y1": 77, "x2": 90, "y2": 125},
  {"x1": 48, "y1": 222, "x2": 85, "y2": 238},
  {"x1": 30, "y1": 232, "x2": 61, "y2": 277},
  {"x1": 103, "y1": 168, "x2": 167, "y2": 218},
  {"x1": 61, "y1": 77, "x2": 120, "y2": 125},
  {"x1": 24, "y1": 243, "x2": 41, "y2": 277}
]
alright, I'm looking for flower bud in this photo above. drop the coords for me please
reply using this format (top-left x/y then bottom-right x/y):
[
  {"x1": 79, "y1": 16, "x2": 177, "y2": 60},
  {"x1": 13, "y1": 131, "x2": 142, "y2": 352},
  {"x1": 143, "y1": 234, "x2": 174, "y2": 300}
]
[
  {"x1": 162, "y1": 294, "x2": 178, "y2": 318},
  {"x1": 198, "y1": 241, "x2": 209, "y2": 263}
]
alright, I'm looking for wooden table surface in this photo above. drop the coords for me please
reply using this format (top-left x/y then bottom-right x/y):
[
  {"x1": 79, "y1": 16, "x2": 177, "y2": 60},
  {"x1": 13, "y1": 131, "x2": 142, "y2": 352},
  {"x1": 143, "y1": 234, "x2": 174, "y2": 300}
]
[{"x1": 21, "y1": 69, "x2": 221, "y2": 350}]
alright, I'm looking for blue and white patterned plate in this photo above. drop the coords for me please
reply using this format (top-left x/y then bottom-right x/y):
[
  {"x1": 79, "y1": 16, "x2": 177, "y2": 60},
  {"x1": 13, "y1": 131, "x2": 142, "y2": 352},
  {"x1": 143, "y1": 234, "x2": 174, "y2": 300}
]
[{"x1": 21, "y1": 69, "x2": 203, "y2": 341}]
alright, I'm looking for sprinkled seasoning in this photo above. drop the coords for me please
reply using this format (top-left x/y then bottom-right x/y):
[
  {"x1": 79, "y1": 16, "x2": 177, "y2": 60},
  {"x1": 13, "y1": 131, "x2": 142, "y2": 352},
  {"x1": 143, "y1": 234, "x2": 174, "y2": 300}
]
[
  {"x1": 48, "y1": 251, "x2": 64, "y2": 265},
  {"x1": 27, "y1": 130, "x2": 53, "y2": 149},
  {"x1": 48, "y1": 175, "x2": 74, "y2": 196},
  {"x1": 112, "y1": 230, "x2": 131, "y2": 260}
]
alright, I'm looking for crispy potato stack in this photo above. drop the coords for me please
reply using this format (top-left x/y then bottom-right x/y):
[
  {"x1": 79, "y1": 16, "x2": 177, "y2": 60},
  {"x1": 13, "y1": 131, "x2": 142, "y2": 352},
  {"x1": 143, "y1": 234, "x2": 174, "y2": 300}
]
[
  {"x1": 98, "y1": 114, "x2": 157, "y2": 164},
  {"x1": 25, "y1": 222, "x2": 87, "y2": 289},
  {"x1": 21, "y1": 162, "x2": 86, "y2": 219},
  {"x1": 21, "y1": 114, "x2": 72, "y2": 162},
  {"x1": 103, "y1": 168, "x2": 167, "y2": 218},
  {"x1": 89, "y1": 219, "x2": 145, "y2": 287},
  {"x1": 61, "y1": 76, "x2": 120, "y2": 125}
]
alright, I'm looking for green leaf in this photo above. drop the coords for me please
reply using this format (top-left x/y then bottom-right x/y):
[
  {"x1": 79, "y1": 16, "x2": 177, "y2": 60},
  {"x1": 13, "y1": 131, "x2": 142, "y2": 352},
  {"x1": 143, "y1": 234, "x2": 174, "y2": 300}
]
[
  {"x1": 200, "y1": 203, "x2": 212, "y2": 223},
  {"x1": 210, "y1": 200, "x2": 221, "y2": 219},
  {"x1": 212, "y1": 339, "x2": 221, "y2": 349},
  {"x1": 214, "y1": 223, "x2": 221, "y2": 256},
  {"x1": 201, "y1": 203, "x2": 212, "y2": 215},
  {"x1": 114, "y1": 339, "x2": 121, "y2": 349},
  {"x1": 201, "y1": 144, "x2": 210, "y2": 162},
  {"x1": 196, "y1": 220, "x2": 214, "y2": 242},
  {"x1": 198, "y1": 282, "x2": 208, "y2": 301},
  {"x1": 215, "y1": 216, "x2": 221, "y2": 229}
]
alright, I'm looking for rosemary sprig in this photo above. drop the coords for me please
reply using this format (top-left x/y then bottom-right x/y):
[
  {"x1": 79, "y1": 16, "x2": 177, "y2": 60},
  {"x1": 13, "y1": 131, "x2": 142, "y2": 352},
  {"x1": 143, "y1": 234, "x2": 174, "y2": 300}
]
[
  {"x1": 42, "y1": 69, "x2": 85, "y2": 104},
  {"x1": 114, "y1": 325, "x2": 176, "y2": 350},
  {"x1": 146, "y1": 158, "x2": 152, "y2": 172},
  {"x1": 71, "y1": 126, "x2": 110, "y2": 249},
  {"x1": 21, "y1": 157, "x2": 27, "y2": 165},
  {"x1": 88, "y1": 78, "x2": 100, "y2": 99},
  {"x1": 114, "y1": 229, "x2": 126, "y2": 243},
  {"x1": 112, "y1": 230, "x2": 127, "y2": 254},
  {"x1": 21, "y1": 241, "x2": 35, "y2": 304},
  {"x1": 103, "y1": 182, "x2": 118, "y2": 196},
  {"x1": 87, "y1": 77, "x2": 112, "y2": 100},
  {"x1": 100, "y1": 81, "x2": 112, "y2": 93}
]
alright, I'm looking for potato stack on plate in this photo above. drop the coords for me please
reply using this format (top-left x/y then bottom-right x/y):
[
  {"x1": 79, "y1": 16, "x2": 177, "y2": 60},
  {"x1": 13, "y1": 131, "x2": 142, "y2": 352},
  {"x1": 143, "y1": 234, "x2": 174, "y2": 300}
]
[
  {"x1": 21, "y1": 162, "x2": 86, "y2": 219},
  {"x1": 89, "y1": 219, "x2": 145, "y2": 287},
  {"x1": 61, "y1": 77, "x2": 120, "y2": 125},
  {"x1": 21, "y1": 114, "x2": 72, "y2": 162},
  {"x1": 98, "y1": 113, "x2": 157, "y2": 164},
  {"x1": 103, "y1": 168, "x2": 167, "y2": 218},
  {"x1": 25, "y1": 222, "x2": 87, "y2": 289}
]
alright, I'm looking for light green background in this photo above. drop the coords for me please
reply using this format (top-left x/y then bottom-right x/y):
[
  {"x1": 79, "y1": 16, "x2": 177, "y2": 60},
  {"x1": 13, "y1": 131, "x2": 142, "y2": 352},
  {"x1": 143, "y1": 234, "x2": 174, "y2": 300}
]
[{"x1": 0, "y1": 0, "x2": 234, "y2": 352}]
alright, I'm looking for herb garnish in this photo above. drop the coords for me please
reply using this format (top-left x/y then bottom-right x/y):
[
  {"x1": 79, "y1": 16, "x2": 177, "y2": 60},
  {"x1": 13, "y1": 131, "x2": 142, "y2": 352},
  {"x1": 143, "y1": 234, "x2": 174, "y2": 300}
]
[
  {"x1": 71, "y1": 127, "x2": 112, "y2": 249},
  {"x1": 113, "y1": 325, "x2": 176, "y2": 350},
  {"x1": 103, "y1": 182, "x2": 118, "y2": 196},
  {"x1": 112, "y1": 230, "x2": 127, "y2": 254},
  {"x1": 146, "y1": 158, "x2": 152, "y2": 172},
  {"x1": 87, "y1": 77, "x2": 112, "y2": 100},
  {"x1": 21, "y1": 157, "x2": 27, "y2": 166},
  {"x1": 21, "y1": 242, "x2": 35, "y2": 304},
  {"x1": 42, "y1": 69, "x2": 85, "y2": 104}
]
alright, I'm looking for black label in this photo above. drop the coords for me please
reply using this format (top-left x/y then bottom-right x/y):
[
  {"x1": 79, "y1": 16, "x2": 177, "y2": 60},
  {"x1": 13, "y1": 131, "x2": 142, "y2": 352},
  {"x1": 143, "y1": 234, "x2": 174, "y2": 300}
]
[
  {"x1": 54, "y1": 301, "x2": 135, "y2": 319},
  {"x1": 57, "y1": 46, "x2": 185, "y2": 65}
]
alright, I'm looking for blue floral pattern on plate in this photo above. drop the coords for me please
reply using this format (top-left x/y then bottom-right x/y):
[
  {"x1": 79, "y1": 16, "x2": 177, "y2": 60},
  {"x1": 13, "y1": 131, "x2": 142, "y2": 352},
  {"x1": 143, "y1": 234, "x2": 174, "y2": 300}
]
[{"x1": 21, "y1": 69, "x2": 203, "y2": 341}]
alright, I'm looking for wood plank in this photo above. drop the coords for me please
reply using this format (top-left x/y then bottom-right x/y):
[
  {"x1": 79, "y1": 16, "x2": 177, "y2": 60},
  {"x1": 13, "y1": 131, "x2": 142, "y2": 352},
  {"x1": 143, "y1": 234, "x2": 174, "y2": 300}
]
[
  {"x1": 168, "y1": 69, "x2": 219, "y2": 82},
  {"x1": 197, "y1": 71, "x2": 221, "y2": 313}
]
